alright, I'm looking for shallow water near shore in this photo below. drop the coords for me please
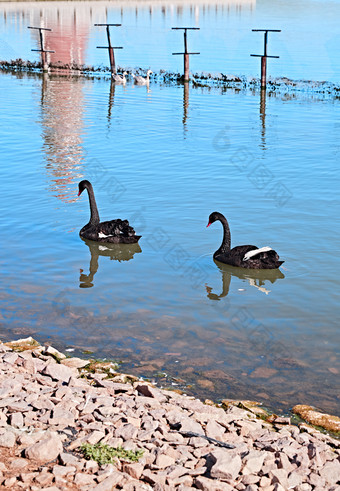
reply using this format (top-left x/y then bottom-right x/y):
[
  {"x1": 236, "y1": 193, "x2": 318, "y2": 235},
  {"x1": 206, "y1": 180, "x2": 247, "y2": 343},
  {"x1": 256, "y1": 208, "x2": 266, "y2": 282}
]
[{"x1": 1, "y1": 0, "x2": 340, "y2": 416}]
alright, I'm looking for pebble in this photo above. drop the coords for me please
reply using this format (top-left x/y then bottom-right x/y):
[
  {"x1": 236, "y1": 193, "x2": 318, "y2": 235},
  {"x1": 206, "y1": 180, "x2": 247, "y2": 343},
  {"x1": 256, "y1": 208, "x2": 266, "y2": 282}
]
[{"x1": 0, "y1": 339, "x2": 339, "y2": 490}]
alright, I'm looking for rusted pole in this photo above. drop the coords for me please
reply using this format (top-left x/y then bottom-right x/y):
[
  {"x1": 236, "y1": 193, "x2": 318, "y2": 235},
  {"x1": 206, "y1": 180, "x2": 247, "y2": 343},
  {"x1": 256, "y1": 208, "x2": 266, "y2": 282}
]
[
  {"x1": 28, "y1": 26, "x2": 54, "y2": 72},
  {"x1": 172, "y1": 27, "x2": 200, "y2": 82},
  {"x1": 251, "y1": 29, "x2": 280, "y2": 90},
  {"x1": 95, "y1": 23, "x2": 122, "y2": 75}
]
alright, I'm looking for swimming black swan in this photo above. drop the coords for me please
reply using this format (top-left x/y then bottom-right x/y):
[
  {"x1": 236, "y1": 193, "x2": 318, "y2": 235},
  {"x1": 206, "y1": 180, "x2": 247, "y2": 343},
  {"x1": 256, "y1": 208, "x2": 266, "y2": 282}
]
[
  {"x1": 207, "y1": 211, "x2": 283, "y2": 269},
  {"x1": 77, "y1": 180, "x2": 141, "y2": 244}
]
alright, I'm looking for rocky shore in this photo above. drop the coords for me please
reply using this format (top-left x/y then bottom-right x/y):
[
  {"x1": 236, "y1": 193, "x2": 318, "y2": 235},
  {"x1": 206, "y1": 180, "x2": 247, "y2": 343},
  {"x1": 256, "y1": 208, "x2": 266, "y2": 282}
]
[{"x1": 0, "y1": 338, "x2": 339, "y2": 491}]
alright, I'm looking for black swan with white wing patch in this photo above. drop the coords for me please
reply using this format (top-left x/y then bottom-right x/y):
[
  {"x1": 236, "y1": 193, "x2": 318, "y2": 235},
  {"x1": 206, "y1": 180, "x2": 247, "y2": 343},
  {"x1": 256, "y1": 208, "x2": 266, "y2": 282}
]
[
  {"x1": 207, "y1": 211, "x2": 283, "y2": 269},
  {"x1": 77, "y1": 180, "x2": 141, "y2": 244}
]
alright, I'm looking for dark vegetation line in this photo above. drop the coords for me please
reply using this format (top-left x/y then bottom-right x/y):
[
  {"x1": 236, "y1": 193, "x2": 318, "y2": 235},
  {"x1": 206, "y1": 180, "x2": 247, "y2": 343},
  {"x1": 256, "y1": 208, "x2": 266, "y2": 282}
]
[{"x1": 1, "y1": 58, "x2": 340, "y2": 95}]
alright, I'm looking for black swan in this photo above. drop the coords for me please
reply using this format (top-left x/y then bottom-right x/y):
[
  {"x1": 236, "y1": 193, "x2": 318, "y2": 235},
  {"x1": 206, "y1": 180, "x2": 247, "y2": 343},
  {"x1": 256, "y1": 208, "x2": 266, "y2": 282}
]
[
  {"x1": 77, "y1": 180, "x2": 141, "y2": 244},
  {"x1": 207, "y1": 212, "x2": 284, "y2": 269}
]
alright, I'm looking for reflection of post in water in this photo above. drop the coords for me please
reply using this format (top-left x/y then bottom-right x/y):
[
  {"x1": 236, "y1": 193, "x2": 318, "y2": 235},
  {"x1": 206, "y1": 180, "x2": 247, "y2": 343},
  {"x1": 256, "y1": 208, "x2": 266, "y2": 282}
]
[
  {"x1": 107, "y1": 78, "x2": 116, "y2": 125},
  {"x1": 260, "y1": 88, "x2": 266, "y2": 147},
  {"x1": 206, "y1": 260, "x2": 285, "y2": 300},
  {"x1": 41, "y1": 71, "x2": 49, "y2": 105},
  {"x1": 40, "y1": 72, "x2": 85, "y2": 202},
  {"x1": 183, "y1": 81, "x2": 189, "y2": 126},
  {"x1": 79, "y1": 238, "x2": 142, "y2": 288}
]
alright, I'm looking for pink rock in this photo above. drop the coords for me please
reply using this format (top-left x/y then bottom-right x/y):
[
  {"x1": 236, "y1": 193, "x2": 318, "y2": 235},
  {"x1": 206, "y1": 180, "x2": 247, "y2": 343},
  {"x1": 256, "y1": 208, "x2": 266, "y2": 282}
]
[
  {"x1": 49, "y1": 407, "x2": 75, "y2": 426},
  {"x1": 242, "y1": 450, "x2": 266, "y2": 475},
  {"x1": 0, "y1": 429, "x2": 16, "y2": 447},
  {"x1": 122, "y1": 462, "x2": 144, "y2": 479},
  {"x1": 74, "y1": 473, "x2": 97, "y2": 486},
  {"x1": 86, "y1": 430, "x2": 105, "y2": 445},
  {"x1": 143, "y1": 468, "x2": 167, "y2": 487},
  {"x1": 60, "y1": 357, "x2": 88, "y2": 368},
  {"x1": 25, "y1": 432, "x2": 63, "y2": 463},
  {"x1": 308, "y1": 472, "x2": 326, "y2": 488},
  {"x1": 205, "y1": 420, "x2": 226, "y2": 440},
  {"x1": 195, "y1": 475, "x2": 234, "y2": 490},
  {"x1": 319, "y1": 460, "x2": 340, "y2": 484},
  {"x1": 209, "y1": 449, "x2": 242, "y2": 480},
  {"x1": 155, "y1": 453, "x2": 176, "y2": 469},
  {"x1": 136, "y1": 384, "x2": 167, "y2": 403},
  {"x1": 269, "y1": 468, "x2": 289, "y2": 489},
  {"x1": 115, "y1": 423, "x2": 138, "y2": 441},
  {"x1": 9, "y1": 412, "x2": 24, "y2": 428},
  {"x1": 91, "y1": 472, "x2": 126, "y2": 490},
  {"x1": 42, "y1": 363, "x2": 77, "y2": 382},
  {"x1": 8, "y1": 458, "x2": 28, "y2": 471},
  {"x1": 52, "y1": 464, "x2": 76, "y2": 478}
]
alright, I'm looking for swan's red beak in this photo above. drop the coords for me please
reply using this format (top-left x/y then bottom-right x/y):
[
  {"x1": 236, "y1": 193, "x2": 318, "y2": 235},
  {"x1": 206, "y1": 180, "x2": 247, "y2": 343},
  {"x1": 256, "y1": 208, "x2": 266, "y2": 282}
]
[
  {"x1": 77, "y1": 191, "x2": 81, "y2": 196},
  {"x1": 206, "y1": 222, "x2": 211, "y2": 228}
]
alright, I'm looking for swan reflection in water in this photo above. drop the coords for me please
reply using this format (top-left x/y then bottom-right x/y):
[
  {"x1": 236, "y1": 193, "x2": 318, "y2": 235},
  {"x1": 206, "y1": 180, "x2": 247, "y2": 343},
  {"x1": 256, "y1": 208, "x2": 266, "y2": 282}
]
[
  {"x1": 79, "y1": 238, "x2": 142, "y2": 288},
  {"x1": 206, "y1": 260, "x2": 285, "y2": 300}
]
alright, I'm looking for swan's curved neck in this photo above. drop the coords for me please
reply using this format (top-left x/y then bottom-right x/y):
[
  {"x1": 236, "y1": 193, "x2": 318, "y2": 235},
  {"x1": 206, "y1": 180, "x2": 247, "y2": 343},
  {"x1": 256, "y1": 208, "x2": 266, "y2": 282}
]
[
  {"x1": 86, "y1": 185, "x2": 100, "y2": 225},
  {"x1": 218, "y1": 216, "x2": 231, "y2": 254}
]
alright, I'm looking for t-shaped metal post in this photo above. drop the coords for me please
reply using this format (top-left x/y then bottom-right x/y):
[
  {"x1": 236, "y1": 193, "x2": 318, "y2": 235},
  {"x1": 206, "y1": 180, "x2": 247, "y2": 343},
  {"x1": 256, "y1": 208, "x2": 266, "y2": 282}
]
[
  {"x1": 172, "y1": 27, "x2": 200, "y2": 82},
  {"x1": 28, "y1": 26, "x2": 55, "y2": 72},
  {"x1": 95, "y1": 24, "x2": 123, "y2": 75},
  {"x1": 251, "y1": 29, "x2": 281, "y2": 89}
]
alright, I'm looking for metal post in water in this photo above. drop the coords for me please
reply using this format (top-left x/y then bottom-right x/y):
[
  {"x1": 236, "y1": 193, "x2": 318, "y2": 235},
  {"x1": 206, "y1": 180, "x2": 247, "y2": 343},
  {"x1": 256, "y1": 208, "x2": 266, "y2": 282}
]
[
  {"x1": 95, "y1": 23, "x2": 122, "y2": 75},
  {"x1": 251, "y1": 29, "x2": 281, "y2": 89},
  {"x1": 28, "y1": 26, "x2": 55, "y2": 72},
  {"x1": 172, "y1": 27, "x2": 200, "y2": 82}
]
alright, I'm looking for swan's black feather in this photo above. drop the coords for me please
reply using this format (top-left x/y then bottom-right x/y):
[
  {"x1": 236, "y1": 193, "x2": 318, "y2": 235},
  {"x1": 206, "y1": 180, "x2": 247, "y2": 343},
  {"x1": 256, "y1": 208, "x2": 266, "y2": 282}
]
[
  {"x1": 78, "y1": 180, "x2": 141, "y2": 244},
  {"x1": 208, "y1": 211, "x2": 283, "y2": 270}
]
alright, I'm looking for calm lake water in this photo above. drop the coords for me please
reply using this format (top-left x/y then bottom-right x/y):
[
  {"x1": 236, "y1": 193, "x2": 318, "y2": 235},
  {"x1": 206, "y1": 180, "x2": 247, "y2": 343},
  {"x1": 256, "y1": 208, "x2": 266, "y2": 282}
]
[{"x1": 0, "y1": 0, "x2": 340, "y2": 416}]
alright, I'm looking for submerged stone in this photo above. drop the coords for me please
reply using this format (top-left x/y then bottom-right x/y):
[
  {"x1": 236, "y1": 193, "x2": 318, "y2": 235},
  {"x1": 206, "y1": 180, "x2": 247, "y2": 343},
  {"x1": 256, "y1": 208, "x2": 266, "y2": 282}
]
[{"x1": 292, "y1": 404, "x2": 340, "y2": 433}]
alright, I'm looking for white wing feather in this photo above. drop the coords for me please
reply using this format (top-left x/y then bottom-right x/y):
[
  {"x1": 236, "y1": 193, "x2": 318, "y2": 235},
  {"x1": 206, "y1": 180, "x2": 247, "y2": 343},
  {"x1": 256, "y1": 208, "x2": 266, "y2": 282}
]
[{"x1": 243, "y1": 246, "x2": 273, "y2": 261}]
